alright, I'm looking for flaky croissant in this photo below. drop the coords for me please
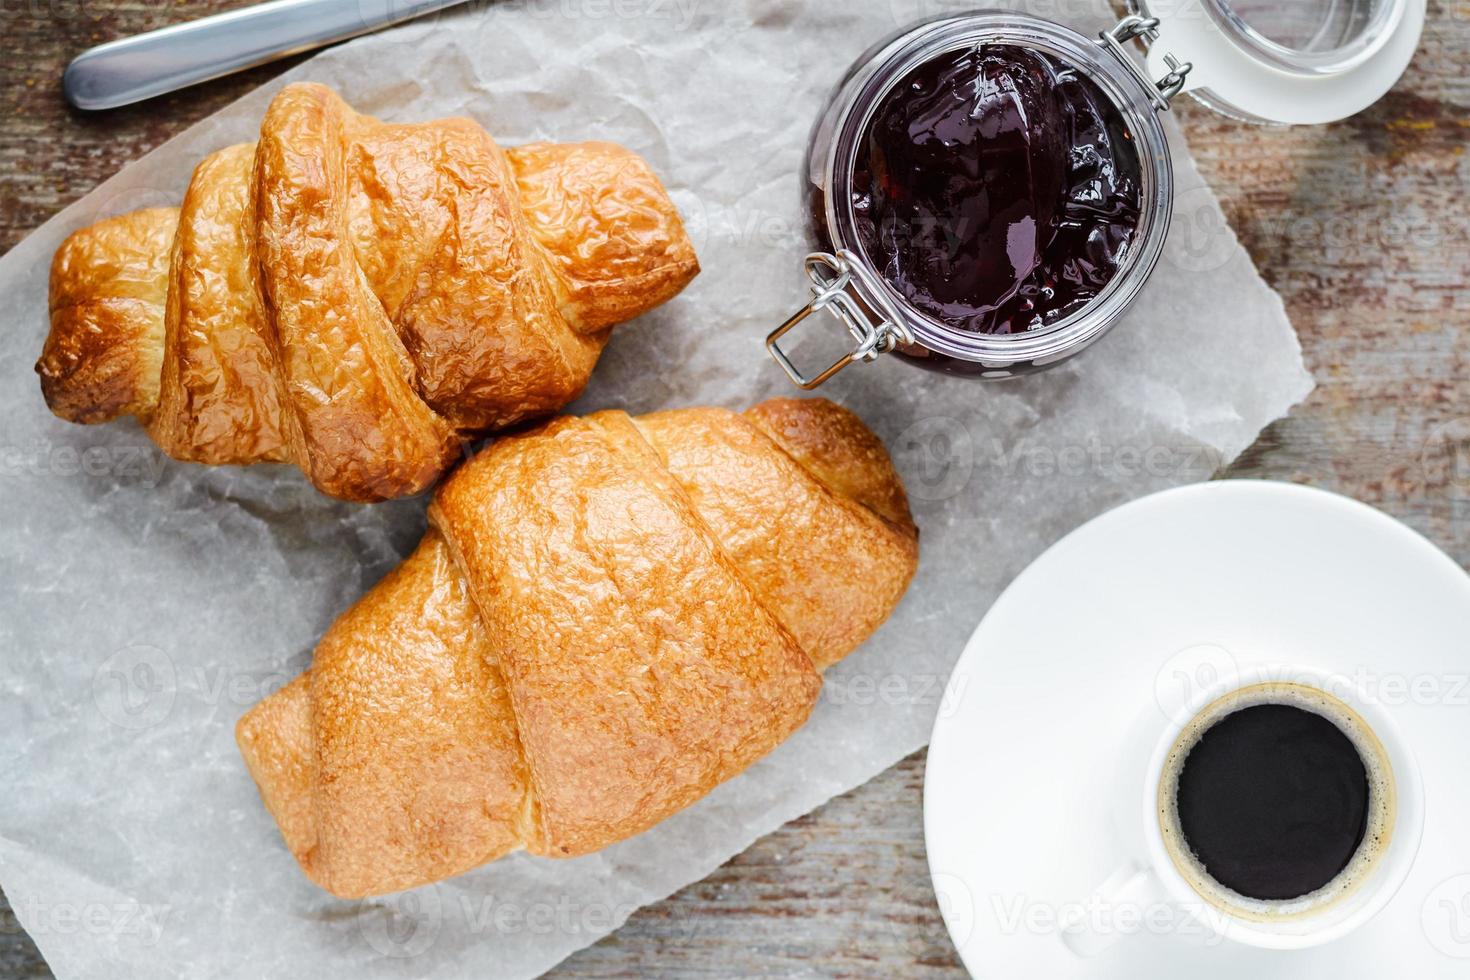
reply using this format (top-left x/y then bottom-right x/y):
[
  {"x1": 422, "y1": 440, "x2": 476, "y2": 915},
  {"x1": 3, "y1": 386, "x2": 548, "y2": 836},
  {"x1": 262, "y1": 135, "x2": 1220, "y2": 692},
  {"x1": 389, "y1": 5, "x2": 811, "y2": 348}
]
[
  {"x1": 37, "y1": 82, "x2": 698, "y2": 501},
  {"x1": 236, "y1": 397, "x2": 918, "y2": 898}
]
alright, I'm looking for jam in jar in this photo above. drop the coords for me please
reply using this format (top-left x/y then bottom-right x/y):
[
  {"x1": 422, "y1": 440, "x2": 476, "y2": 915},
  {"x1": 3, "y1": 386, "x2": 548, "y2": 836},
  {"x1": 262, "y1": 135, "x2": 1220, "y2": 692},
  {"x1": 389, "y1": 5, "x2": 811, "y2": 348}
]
[
  {"x1": 850, "y1": 44, "x2": 1143, "y2": 338},
  {"x1": 777, "y1": 12, "x2": 1174, "y2": 383}
]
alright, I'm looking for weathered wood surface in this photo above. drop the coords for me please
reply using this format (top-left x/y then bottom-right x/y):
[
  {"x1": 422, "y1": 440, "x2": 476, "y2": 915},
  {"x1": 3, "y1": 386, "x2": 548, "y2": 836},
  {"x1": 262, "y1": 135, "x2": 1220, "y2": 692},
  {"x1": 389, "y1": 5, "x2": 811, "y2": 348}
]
[{"x1": 2, "y1": 1, "x2": 1467, "y2": 977}]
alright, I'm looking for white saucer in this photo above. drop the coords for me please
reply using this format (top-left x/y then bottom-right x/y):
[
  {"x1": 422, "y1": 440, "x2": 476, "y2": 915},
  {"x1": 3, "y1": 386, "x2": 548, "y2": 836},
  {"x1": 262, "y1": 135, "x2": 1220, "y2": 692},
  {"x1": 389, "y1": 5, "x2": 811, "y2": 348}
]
[{"x1": 925, "y1": 481, "x2": 1470, "y2": 978}]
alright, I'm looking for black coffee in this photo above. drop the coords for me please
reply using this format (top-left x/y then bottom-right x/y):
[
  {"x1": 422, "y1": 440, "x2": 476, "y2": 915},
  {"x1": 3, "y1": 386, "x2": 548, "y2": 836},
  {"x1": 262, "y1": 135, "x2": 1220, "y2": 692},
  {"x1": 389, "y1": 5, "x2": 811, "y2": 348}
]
[{"x1": 1174, "y1": 703, "x2": 1370, "y2": 901}]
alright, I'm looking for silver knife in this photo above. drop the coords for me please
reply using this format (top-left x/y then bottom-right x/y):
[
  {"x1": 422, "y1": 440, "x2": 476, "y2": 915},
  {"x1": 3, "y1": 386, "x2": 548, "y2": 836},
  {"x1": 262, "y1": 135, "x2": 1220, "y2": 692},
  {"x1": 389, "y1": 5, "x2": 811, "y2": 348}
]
[{"x1": 63, "y1": 0, "x2": 475, "y2": 111}]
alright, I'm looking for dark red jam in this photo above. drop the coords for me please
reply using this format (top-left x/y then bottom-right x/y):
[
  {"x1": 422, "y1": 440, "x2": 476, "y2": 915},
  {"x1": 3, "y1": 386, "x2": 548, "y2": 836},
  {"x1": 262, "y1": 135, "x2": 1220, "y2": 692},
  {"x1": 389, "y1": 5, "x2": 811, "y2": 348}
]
[{"x1": 851, "y1": 44, "x2": 1142, "y2": 335}]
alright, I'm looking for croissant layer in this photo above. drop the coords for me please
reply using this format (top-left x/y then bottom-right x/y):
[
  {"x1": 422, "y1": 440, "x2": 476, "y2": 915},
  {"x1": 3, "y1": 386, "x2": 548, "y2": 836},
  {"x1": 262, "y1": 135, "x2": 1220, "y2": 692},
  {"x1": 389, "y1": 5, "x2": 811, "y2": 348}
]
[
  {"x1": 38, "y1": 82, "x2": 698, "y2": 500},
  {"x1": 236, "y1": 397, "x2": 918, "y2": 898}
]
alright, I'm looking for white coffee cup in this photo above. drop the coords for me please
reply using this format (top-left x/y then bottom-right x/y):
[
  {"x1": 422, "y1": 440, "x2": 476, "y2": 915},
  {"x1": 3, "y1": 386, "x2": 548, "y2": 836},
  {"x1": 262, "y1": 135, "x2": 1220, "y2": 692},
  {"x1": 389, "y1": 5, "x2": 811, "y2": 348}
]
[{"x1": 1065, "y1": 663, "x2": 1425, "y2": 954}]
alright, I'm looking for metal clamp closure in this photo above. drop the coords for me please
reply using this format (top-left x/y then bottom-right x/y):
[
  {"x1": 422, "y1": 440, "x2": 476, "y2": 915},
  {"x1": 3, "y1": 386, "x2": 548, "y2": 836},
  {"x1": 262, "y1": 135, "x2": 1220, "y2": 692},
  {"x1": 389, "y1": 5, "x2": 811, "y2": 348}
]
[
  {"x1": 765, "y1": 250, "x2": 913, "y2": 390},
  {"x1": 1099, "y1": 15, "x2": 1193, "y2": 111}
]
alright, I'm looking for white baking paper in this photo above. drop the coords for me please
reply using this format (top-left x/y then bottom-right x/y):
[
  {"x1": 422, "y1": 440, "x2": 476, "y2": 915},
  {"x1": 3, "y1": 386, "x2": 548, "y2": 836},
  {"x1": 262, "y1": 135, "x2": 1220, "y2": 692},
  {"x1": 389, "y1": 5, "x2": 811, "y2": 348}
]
[{"x1": 0, "y1": 0, "x2": 1313, "y2": 976}]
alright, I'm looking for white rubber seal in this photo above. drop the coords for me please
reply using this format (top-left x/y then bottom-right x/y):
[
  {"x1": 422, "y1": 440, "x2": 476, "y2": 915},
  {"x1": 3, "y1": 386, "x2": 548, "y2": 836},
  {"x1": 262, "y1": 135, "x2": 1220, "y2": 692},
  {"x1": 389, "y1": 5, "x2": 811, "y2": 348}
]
[{"x1": 1138, "y1": 0, "x2": 1426, "y2": 124}]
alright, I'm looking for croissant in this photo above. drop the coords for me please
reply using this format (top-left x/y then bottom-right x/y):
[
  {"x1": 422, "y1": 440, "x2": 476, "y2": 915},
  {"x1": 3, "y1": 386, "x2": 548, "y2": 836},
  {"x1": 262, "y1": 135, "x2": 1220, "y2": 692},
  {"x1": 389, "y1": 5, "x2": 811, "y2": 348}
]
[
  {"x1": 37, "y1": 82, "x2": 698, "y2": 501},
  {"x1": 236, "y1": 397, "x2": 918, "y2": 898}
]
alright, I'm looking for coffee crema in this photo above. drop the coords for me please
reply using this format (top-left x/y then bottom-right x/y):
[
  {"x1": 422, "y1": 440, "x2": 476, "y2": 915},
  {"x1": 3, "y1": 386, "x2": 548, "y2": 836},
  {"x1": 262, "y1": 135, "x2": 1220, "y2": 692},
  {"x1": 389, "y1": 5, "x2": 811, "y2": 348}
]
[{"x1": 1157, "y1": 682, "x2": 1396, "y2": 921}]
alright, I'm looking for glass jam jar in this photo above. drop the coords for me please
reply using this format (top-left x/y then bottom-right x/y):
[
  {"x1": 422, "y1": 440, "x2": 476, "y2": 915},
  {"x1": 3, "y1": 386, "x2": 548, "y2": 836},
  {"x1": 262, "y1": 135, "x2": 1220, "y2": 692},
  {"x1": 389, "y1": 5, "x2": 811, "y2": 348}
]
[{"x1": 766, "y1": 0, "x2": 1425, "y2": 387}]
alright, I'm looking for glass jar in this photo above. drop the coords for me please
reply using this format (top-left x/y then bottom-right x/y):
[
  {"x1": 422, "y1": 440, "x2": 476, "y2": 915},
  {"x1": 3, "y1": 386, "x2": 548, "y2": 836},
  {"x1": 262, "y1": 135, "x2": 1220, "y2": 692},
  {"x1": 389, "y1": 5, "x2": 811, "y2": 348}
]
[{"x1": 766, "y1": 0, "x2": 1425, "y2": 388}]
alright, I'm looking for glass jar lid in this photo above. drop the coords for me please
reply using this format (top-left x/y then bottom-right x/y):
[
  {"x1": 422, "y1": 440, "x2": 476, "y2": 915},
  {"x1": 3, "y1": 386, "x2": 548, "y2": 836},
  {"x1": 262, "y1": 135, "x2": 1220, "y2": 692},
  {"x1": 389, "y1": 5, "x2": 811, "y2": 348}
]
[{"x1": 1133, "y1": 0, "x2": 1425, "y2": 123}]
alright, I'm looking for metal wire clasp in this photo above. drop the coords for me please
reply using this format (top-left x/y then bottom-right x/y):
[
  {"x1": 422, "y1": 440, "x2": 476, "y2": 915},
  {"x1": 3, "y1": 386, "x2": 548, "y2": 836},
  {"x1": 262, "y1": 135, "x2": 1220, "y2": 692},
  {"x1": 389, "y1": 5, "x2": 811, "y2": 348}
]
[
  {"x1": 1099, "y1": 15, "x2": 1192, "y2": 111},
  {"x1": 765, "y1": 250, "x2": 913, "y2": 390}
]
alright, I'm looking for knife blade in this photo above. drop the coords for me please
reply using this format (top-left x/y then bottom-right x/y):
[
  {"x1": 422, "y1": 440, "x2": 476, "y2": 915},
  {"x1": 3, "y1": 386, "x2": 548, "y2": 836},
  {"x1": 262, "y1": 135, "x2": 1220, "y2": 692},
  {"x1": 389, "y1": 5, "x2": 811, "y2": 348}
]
[{"x1": 64, "y1": 0, "x2": 475, "y2": 111}]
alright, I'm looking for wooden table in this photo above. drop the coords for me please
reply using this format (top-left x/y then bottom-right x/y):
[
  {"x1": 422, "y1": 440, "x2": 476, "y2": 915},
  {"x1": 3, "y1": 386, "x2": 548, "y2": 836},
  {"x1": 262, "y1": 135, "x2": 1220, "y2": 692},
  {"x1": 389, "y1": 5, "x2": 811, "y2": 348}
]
[{"x1": 3, "y1": 2, "x2": 1466, "y2": 976}]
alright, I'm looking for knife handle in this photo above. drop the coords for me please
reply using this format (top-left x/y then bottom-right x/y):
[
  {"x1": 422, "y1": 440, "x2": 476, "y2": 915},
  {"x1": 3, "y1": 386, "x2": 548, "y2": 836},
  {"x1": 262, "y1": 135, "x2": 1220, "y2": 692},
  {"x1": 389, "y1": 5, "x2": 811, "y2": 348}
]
[{"x1": 64, "y1": 0, "x2": 469, "y2": 111}]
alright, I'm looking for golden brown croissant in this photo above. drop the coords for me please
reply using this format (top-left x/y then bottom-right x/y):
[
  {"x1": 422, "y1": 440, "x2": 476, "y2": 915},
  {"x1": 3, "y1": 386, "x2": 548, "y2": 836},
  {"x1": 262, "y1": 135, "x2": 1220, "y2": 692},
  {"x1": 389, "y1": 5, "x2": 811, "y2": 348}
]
[
  {"x1": 37, "y1": 82, "x2": 698, "y2": 501},
  {"x1": 236, "y1": 397, "x2": 918, "y2": 898}
]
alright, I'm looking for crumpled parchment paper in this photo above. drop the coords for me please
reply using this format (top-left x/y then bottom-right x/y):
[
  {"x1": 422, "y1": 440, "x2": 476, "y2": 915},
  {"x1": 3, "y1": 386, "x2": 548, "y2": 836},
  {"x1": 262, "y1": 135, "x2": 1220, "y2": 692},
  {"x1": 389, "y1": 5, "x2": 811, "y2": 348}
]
[{"x1": 0, "y1": 1, "x2": 1313, "y2": 976}]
